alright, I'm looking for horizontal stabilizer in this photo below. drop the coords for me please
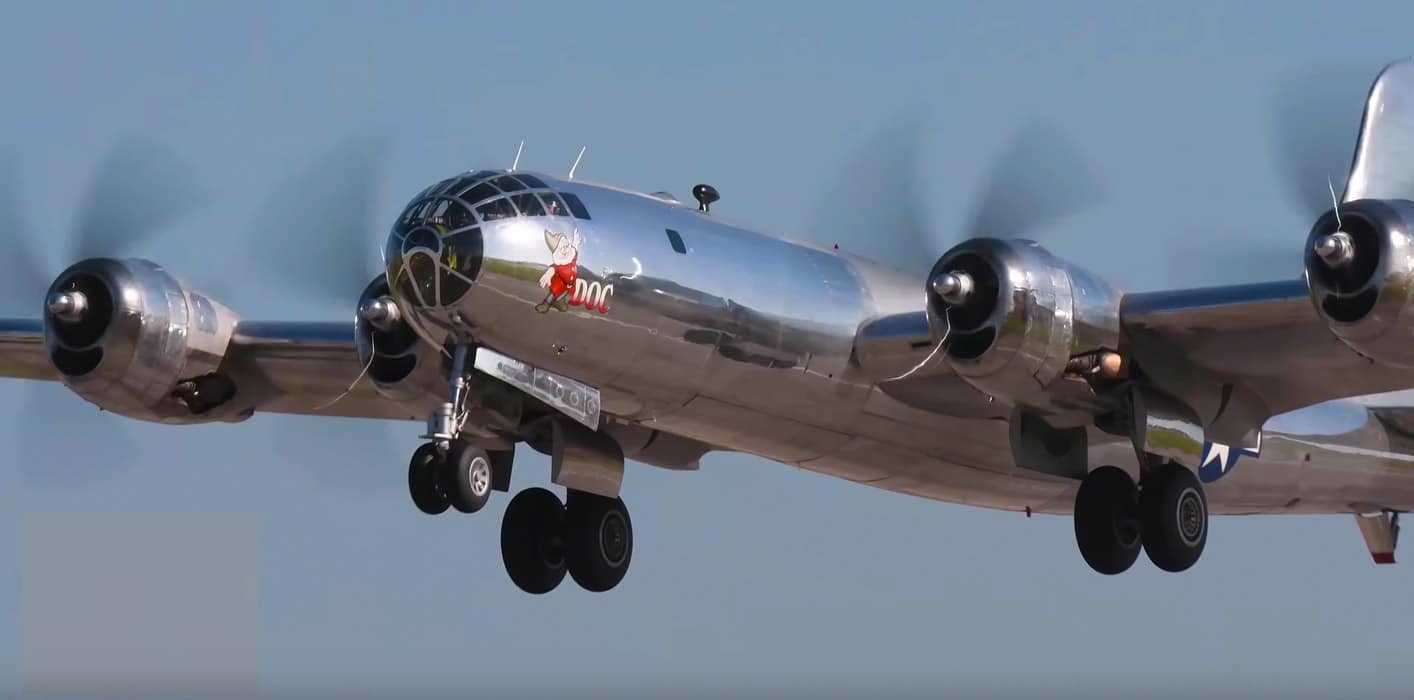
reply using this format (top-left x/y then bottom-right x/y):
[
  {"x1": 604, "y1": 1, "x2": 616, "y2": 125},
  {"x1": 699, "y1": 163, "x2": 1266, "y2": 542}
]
[{"x1": 1354, "y1": 512, "x2": 1399, "y2": 564}]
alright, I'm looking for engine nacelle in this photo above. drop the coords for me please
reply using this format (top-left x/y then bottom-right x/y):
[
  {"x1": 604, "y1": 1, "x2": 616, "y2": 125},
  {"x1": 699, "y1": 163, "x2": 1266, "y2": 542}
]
[
  {"x1": 1304, "y1": 198, "x2": 1414, "y2": 367},
  {"x1": 355, "y1": 274, "x2": 447, "y2": 403},
  {"x1": 924, "y1": 238, "x2": 1122, "y2": 417},
  {"x1": 43, "y1": 258, "x2": 242, "y2": 423}
]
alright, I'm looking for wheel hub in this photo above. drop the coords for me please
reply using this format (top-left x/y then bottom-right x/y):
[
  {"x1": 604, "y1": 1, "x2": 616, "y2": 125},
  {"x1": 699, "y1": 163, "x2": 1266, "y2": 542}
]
[
  {"x1": 1112, "y1": 512, "x2": 1141, "y2": 549},
  {"x1": 1177, "y1": 487, "x2": 1204, "y2": 545},
  {"x1": 470, "y1": 456, "x2": 490, "y2": 495},
  {"x1": 599, "y1": 512, "x2": 629, "y2": 567}
]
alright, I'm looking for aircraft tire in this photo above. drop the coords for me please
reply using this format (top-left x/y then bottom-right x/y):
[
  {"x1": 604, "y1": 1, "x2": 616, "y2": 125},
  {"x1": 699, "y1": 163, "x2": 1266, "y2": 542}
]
[
  {"x1": 1140, "y1": 462, "x2": 1207, "y2": 573},
  {"x1": 408, "y1": 443, "x2": 450, "y2": 515},
  {"x1": 441, "y1": 442, "x2": 493, "y2": 514},
  {"x1": 565, "y1": 491, "x2": 633, "y2": 593},
  {"x1": 501, "y1": 488, "x2": 568, "y2": 594},
  {"x1": 1073, "y1": 465, "x2": 1142, "y2": 575}
]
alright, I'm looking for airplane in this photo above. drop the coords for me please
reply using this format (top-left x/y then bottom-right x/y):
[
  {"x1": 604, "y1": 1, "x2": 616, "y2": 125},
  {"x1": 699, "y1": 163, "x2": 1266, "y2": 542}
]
[{"x1": 5, "y1": 58, "x2": 1414, "y2": 595}]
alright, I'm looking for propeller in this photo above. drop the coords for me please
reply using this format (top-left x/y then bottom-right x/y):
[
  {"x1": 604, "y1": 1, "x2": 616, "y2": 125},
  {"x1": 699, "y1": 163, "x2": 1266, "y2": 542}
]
[
  {"x1": 802, "y1": 115, "x2": 933, "y2": 273},
  {"x1": 1168, "y1": 62, "x2": 1375, "y2": 286},
  {"x1": 245, "y1": 131, "x2": 394, "y2": 309},
  {"x1": 808, "y1": 115, "x2": 1106, "y2": 291},
  {"x1": 1269, "y1": 62, "x2": 1373, "y2": 220},
  {"x1": 0, "y1": 139, "x2": 202, "y2": 309},
  {"x1": 0, "y1": 138, "x2": 202, "y2": 487},
  {"x1": 242, "y1": 131, "x2": 411, "y2": 494}
]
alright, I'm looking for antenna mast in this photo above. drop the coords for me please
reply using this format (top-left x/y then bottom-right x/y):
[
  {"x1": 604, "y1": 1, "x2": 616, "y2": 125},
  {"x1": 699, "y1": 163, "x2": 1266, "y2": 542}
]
[{"x1": 568, "y1": 146, "x2": 587, "y2": 179}]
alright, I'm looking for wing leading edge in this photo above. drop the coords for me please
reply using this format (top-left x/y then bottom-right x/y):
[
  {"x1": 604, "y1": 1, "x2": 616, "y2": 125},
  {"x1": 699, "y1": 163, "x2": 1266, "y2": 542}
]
[
  {"x1": 0, "y1": 318, "x2": 433, "y2": 423},
  {"x1": 1121, "y1": 280, "x2": 1414, "y2": 444}
]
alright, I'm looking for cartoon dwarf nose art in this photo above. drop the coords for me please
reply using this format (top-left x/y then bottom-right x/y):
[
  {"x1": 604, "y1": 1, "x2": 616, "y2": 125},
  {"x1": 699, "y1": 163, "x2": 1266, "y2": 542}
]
[{"x1": 535, "y1": 228, "x2": 613, "y2": 314}]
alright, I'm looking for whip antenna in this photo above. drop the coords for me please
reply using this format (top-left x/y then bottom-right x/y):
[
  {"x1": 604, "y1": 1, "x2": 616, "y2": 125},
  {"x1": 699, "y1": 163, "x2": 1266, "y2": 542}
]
[{"x1": 568, "y1": 146, "x2": 586, "y2": 179}]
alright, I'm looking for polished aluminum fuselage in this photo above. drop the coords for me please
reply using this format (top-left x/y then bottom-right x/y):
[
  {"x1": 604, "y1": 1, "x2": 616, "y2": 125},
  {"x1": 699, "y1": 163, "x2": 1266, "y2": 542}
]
[{"x1": 395, "y1": 173, "x2": 1414, "y2": 516}]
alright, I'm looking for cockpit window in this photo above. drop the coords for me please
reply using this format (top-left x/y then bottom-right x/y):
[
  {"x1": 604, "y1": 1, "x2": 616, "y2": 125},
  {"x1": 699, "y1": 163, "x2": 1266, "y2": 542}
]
[
  {"x1": 425, "y1": 198, "x2": 473, "y2": 231},
  {"x1": 413, "y1": 199, "x2": 438, "y2": 221},
  {"x1": 491, "y1": 175, "x2": 525, "y2": 192},
  {"x1": 539, "y1": 192, "x2": 570, "y2": 216},
  {"x1": 476, "y1": 197, "x2": 518, "y2": 221},
  {"x1": 560, "y1": 192, "x2": 592, "y2": 220},
  {"x1": 512, "y1": 193, "x2": 546, "y2": 217},
  {"x1": 438, "y1": 176, "x2": 469, "y2": 195},
  {"x1": 514, "y1": 174, "x2": 548, "y2": 189},
  {"x1": 399, "y1": 201, "x2": 422, "y2": 225},
  {"x1": 461, "y1": 182, "x2": 499, "y2": 205},
  {"x1": 439, "y1": 228, "x2": 481, "y2": 305}
]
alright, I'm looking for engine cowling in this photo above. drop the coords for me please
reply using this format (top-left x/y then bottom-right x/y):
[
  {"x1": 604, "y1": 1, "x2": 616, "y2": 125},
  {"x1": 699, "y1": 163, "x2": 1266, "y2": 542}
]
[
  {"x1": 1304, "y1": 198, "x2": 1414, "y2": 367},
  {"x1": 355, "y1": 274, "x2": 446, "y2": 403},
  {"x1": 43, "y1": 258, "x2": 242, "y2": 423},
  {"x1": 924, "y1": 238, "x2": 1122, "y2": 417}
]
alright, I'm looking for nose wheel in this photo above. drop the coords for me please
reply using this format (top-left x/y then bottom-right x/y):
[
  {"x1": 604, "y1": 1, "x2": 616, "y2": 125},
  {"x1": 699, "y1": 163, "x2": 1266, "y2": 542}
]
[
  {"x1": 407, "y1": 442, "x2": 495, "y2": 515},
  {"x1": 408, "y1": 443, "x2": 450, "y2": 515}
]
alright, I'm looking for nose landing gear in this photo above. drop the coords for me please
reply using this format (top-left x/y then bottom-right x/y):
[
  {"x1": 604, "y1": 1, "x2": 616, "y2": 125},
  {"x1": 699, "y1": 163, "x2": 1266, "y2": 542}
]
[{"x1": 1073, "y1": 462, "x2": 1208, "y2": 575}]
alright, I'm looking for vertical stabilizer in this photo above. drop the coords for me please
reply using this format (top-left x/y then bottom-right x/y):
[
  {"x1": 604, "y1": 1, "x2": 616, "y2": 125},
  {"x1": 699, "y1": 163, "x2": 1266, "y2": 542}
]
[{"x1": 1344, "y1": 59, "x2": 1414, "y2": 203}]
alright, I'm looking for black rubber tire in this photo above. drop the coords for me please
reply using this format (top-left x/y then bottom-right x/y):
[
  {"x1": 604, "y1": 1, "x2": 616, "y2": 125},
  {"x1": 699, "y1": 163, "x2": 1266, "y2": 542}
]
[
  {"x1": 408, "y1": 443, "x2": 449, "y2": 515},
  {"x1": 500, "y1": 488, "x2": 568, "y2": 595},
  {"x1": 441, "y1": 442, "x2": 493, "y2": 514},
  {"x1": 565, "y1": 491, "x2": 633, "y2": 593},
  {"x1": 1074, "y1": 466, "x2": 1142, "y2": 575},
  {"x1": 1140, "y1": 462, "x2": 1208, "y2": 573}
]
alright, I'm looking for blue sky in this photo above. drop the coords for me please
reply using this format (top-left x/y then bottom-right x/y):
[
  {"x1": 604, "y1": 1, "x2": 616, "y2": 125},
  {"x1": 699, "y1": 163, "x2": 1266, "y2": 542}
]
[{"x1": 2, "y1": 1, "x2": 1414, "y2": 697}]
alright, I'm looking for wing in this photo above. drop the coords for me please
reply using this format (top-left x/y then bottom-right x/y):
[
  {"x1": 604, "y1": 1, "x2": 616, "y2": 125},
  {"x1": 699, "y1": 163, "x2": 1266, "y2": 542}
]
[
  {"x1": 1125, "y1": 59, "x2": 1414, "y2": 445},
  {"x1": 1120, "y1": 280, "x2": 1414, "y2": 445},
  {"x1": 0, "y1": 318, "x2": 434, "y2": 422}
]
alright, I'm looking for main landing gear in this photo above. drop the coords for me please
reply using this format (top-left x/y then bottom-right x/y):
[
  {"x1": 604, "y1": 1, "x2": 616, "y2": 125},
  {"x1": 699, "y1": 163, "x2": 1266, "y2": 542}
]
[
  {"x1": 499, "y1": 487, "x2": 632, "y2": 594},
  {"x1": 1073, "y1": 462, "x2": 1207, "y2": 575}
]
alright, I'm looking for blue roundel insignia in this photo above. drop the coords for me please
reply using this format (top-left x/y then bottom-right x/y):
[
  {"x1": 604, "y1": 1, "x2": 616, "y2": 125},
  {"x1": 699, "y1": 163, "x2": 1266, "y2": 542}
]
[{"x1": 1198, "y1": 434, "x2": 1262, "y2": 483}]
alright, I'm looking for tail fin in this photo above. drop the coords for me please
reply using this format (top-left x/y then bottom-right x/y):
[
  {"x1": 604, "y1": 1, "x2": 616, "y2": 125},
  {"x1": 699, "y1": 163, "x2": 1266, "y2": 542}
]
[{"x1": 1344, "y1": 59, "x2": 1414, "y2": 203}]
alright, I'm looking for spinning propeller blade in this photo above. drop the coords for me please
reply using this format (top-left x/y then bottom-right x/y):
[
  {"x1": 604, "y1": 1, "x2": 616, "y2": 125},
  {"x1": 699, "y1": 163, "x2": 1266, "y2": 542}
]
[
  {"x1": 804, "y1": 116, "x2": 934, "y2": 273},
  {"x1": 1167, "y1": 61, "x2": 1375, "y2": 285},
  {"x1": 0, "y1": 153, "x2": 48, "y2": 312},
  {"x1": 246, "y1": 132, "x2": 394, "y2": 308},
  {"x1": 1269, "y1": 61, "x2": 1372, "y2": 219},
  {"x1": 962, "y1": 121, "x2": 1105, "y2": 242},
  {"x1": 1, "y1": 139, "x2": 201, "y2": 488},
  {"x1": 811, "y1": 116, "x2": 1105, "y2": 272},
  {"x1": 71, "y1": 137, "x2": 202, "y2": 261},
  {"x1": 243, "y1": 131, "x2": 414, "y2": 492}
]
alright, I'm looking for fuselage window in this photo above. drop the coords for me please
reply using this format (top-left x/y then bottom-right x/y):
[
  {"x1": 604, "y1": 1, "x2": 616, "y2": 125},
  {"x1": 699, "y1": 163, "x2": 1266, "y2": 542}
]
[
  {"x1": 477, "y1": 197, "x2": 518, "y2": 221},
  {"x1": 515, "y1": 174, "x2": 548, "y2": 189},
  {"x1": 512, "y1": 193, "x2": 546, "y2": 216},
  {"x1": 665, "y1": 228, "x2": 687, "y2": 254},
  {"x1": 560, "y1": 192, "x2": 592, "y2": 220}
]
